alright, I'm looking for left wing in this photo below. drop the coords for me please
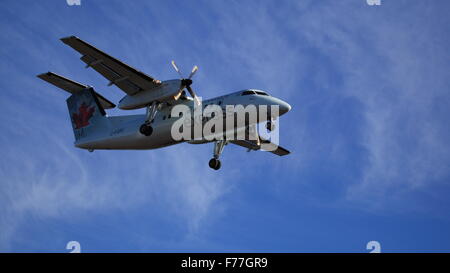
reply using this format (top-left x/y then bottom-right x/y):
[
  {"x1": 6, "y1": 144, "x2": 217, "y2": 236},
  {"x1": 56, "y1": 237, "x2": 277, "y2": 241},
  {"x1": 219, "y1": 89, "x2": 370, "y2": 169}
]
[{"x1": 60, "y1": 36, "x2": 161, "y2": 96}]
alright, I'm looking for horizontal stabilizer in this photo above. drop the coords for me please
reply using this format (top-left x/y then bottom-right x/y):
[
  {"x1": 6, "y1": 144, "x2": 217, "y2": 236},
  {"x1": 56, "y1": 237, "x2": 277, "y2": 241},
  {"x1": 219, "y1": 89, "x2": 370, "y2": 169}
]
[{"x1": 37, "y1": 72, "x2": 115, "y2": 109}]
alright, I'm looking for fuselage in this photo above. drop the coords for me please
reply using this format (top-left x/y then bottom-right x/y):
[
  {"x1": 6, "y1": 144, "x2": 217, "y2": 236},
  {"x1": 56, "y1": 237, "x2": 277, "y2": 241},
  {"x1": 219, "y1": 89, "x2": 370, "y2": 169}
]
[{"x1": 75, "y1": 89, "x2": 291, "y2": 150}]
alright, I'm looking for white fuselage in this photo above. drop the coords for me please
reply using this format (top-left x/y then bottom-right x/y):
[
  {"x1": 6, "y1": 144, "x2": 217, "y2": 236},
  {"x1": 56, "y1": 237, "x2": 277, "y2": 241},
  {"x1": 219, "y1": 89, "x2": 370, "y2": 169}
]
[{"x1": 74, "y1": 90, "x2": 291, "y2": 150}]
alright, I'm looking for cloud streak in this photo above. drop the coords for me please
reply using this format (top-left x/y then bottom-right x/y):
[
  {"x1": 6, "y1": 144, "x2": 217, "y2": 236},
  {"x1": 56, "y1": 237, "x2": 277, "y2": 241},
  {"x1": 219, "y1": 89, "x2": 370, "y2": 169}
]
[{"x1": 1, "y1": 0, "x2": 450, "y2": 251}]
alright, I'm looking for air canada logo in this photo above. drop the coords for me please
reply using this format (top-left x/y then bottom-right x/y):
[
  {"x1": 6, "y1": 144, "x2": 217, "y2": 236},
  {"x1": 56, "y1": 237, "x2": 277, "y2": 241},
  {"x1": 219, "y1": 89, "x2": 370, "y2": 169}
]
[{"x1": 72, "y1": 102, "x2": 95, "y2": 129}]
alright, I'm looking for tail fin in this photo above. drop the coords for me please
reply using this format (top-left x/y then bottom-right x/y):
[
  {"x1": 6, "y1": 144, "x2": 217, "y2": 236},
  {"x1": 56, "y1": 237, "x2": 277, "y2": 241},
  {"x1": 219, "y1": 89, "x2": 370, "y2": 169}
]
[{"x1": 66, "y1": 88, "x2": 110, "y2": 142}]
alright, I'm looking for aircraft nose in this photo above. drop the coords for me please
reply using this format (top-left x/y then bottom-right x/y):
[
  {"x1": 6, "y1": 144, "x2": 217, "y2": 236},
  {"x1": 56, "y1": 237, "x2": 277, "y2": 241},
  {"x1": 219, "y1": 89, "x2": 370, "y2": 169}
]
[{"x1": 279, "y1": 100, "x2": 291, "y2": 115}]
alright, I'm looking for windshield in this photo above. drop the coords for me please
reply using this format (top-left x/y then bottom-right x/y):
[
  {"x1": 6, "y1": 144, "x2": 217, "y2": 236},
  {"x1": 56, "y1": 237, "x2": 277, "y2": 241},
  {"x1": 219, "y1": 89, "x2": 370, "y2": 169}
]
[
  {"x1": 241, "y1": 90, "x2": 255, "y2": 96},
  {"x1": 241, "y1": 90, "x2": 269, "y2": 96}
]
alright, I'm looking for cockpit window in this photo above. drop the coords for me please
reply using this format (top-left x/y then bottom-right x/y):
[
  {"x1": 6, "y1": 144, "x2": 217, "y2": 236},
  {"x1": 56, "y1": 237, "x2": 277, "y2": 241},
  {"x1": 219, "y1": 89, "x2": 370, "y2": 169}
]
[
  {"x1": 241, "y1": 90, "x2": 269, "y2": 96},
  {"x1": 241, "y1": 90, "x2": 256, "y2": 96}
]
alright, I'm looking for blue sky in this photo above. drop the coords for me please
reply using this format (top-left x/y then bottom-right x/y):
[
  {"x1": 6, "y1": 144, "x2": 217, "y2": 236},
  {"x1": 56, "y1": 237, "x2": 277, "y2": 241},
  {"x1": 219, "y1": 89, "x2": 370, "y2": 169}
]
[{"x1": 1, "y1": 0, "x2": 450, "y2": 252}]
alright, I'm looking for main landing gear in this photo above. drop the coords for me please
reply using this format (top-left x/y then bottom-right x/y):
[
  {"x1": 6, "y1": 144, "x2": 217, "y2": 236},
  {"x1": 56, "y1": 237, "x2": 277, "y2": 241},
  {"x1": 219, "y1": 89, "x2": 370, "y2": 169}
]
[
  {"x1": 140, "y1": 101, "x2": 160, "y2": 136},
  {"x1": 209, "y1": 140, "x2": 227, "y2": 170},
  {"x1": 266, "y1": 118, "x2": 276, "y2": 132}
]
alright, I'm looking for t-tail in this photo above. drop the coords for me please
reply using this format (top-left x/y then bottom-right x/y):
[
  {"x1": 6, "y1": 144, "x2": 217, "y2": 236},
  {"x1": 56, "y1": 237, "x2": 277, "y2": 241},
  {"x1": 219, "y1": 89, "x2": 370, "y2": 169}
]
[
  {"x1": 37, "y1": 72, "x2": 114, "y2": 145},
  {"x1": 66, "y1": 88, "x2": 111, "y2": 143}
]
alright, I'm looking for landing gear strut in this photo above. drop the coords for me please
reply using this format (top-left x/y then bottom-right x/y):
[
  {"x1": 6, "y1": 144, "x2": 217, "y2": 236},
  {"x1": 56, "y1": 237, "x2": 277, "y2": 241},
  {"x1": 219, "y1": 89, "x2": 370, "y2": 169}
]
[
  {"x1": 140, "y1": 101, "x2": 160, "y2": 136},
  {"x1": 209, "y1": 140, "x2": 227, "y2": 170},
  {"x1": 266, "y1": 118, "x2": 276, "y2": 132}
]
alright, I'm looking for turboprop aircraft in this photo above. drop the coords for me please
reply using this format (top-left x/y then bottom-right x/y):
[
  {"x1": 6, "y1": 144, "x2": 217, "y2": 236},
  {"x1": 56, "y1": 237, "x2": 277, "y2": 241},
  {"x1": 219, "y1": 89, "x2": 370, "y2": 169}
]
[{"x1": 37, "y1": 36, "x2": 291, "y2": 170}]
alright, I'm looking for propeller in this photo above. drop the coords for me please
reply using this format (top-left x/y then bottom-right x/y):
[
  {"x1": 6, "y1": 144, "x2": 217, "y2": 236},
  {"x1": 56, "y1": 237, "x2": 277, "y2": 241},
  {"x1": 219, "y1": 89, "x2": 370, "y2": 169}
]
[{"x1": 171, "y1": 61, "x2": 201, "y2": 105}]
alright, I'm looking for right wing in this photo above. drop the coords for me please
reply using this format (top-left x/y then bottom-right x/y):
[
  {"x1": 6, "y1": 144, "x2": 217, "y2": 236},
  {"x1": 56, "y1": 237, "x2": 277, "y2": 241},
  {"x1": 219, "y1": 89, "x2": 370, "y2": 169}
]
[
  {"x1": 229, "y1": 124, "x2": 290, "y2": 156},
  {"x1": 230, "y1": 139, "x2": 290, "y2": 156},
  {"x1": 60, "y1": 36, "x2": 161, "y2": 96},
  {"x1": 37, "y1": 72, "x2": 116, "y2": 109}
]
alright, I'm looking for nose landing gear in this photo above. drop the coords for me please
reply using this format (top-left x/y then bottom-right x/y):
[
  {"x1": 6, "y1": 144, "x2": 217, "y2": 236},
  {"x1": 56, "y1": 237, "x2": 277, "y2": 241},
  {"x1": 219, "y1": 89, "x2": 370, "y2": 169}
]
[
  {"x1": 209, "y1": 158, "x2": 221, "y2": 170},
  {"x1": 266, "y1": 118, "x2": 276, "y2": 132},
  {"x1": 209, "y1": 140, "x2": 227, "y2": 170},
  {"x1": 140, "y1": 101, "x2": 160, "y2": 137}
]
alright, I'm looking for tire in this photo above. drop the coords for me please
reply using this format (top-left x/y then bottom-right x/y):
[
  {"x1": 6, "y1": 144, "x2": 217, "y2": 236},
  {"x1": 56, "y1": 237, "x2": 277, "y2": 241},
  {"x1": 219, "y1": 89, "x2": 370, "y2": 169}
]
[
  {"x1": 209, "y1": 158, "x2": 221, "y2": 170},
  {"x1": 139, "y1": 124, "x2": 153, "y2": 136},
  {"x1": 209, "y1": 158, "x2": 217, "y2": 169},
  {"x1": 214, "y1": 160, "x2": 221, "y2": 170}
]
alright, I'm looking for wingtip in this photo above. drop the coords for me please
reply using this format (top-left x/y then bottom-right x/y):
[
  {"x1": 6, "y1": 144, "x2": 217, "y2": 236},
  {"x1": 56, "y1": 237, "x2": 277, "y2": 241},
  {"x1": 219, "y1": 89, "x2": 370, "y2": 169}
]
[
  {"x1": 36, "y1": 71, "x2": 51, "y2": 78},
  {"x1": 280, "y1": 148, "x2": 291, "y2": 156},
  {"x1": 60, "y1": 35, "x2": 77, "y2": 43}
]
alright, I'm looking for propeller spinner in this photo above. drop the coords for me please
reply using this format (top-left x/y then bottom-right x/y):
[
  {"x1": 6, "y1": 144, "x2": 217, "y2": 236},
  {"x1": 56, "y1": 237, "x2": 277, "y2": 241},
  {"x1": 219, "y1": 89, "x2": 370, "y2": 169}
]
[{"x1": 171, "y1": 61, "x2": 201, "y2": 105}]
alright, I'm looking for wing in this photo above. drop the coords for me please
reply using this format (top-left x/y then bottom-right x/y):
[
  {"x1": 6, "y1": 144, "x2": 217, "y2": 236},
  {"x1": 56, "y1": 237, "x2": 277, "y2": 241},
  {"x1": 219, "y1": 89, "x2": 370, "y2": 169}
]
[
  {"x1": 60, "y1": 36, "x2": 161, "y2": 96},
  {"x1": 37, "y1": 72, "x2": 116, "y2": 109},
  {"x1": 258, "y1": 136, "x2": 291, "y2": 156},
  {"x1": 230, "y1": 139, "x2": 290, "y2": 156},
  {"x1": 229, "y1": 124, "x2": 290, "y2": 156}
]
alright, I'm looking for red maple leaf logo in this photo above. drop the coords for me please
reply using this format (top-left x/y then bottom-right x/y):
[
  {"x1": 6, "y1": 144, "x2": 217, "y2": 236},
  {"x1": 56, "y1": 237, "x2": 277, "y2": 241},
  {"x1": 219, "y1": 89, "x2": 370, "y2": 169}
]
[{"x1": 72, "y1": 102, "x2": 95, "y2": 129}]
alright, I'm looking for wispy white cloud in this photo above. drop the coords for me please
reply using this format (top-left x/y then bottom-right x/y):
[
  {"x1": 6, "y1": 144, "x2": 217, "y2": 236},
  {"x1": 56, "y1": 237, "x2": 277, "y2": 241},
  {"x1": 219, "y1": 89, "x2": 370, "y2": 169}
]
[
  {"x1": 283, "y1": 1, "x2": 450, "y2": 208},
  {"x1": 185, "y1": 0, "x2": 450, "y2": 211},
  {"x1": 1, "y1": 0, "x2": 449, "y2": 251},
  {"x1": 0, "y1": 1, "x2": 234, "y2": 251}
]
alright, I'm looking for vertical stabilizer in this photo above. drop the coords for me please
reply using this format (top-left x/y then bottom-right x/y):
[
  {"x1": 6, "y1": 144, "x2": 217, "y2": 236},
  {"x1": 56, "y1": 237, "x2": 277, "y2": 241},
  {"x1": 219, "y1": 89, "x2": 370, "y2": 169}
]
[{"x1": 66, "y1": 88, "x2": 110, "y2": 142}]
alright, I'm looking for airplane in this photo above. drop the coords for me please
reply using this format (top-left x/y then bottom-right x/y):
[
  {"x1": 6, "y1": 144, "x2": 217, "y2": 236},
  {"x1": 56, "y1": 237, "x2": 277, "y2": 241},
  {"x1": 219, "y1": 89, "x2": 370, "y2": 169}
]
[{"x1": 37, "y1": 36, "x2": 291, "y2": 170}]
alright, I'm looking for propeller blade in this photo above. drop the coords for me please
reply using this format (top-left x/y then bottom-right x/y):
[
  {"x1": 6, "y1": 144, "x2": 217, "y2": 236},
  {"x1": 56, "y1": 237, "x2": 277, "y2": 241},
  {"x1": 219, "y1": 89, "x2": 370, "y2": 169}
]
[
  {"x1": 171, "y1": 60, "x2": 183, "y2": 77},
  {"x1": 188, "y1": 65, "x2": 198, "y2": 79},
  {"x1": 186, "y1": 85, "x2": 201, "y2": 106},
  {"x1": 173, "y1": 90, "x2": 183, "y2": 100}
]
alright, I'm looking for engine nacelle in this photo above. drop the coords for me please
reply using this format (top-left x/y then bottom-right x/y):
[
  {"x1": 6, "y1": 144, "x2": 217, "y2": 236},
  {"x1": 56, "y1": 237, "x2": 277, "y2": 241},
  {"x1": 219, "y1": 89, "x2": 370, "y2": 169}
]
[{"x1": 118, "y1": 79, "x2": 181, "y2": 110}]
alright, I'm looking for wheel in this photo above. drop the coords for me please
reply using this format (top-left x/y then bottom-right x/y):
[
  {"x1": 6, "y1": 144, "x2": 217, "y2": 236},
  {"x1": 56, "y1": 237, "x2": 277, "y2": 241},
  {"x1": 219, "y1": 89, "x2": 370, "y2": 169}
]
[
  {"x1": 139, "y1": 124, "x2": 153, "y2": 136},
  {"x1": 209, "y1": 158, "x2": 217, "y2": 169},
  {"x1": 209, "y1": 158, "x2": 221, "y2": 170},
  {"x1": 214, "y1": 160, "x2": 221, "y2": 170}
]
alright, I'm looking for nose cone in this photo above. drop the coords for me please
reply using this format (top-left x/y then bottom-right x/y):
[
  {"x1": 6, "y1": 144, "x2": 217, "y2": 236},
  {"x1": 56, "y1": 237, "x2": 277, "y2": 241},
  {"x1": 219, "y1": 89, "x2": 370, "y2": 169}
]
[
  {"x1": 279, "y1": 100, "x2": 291, "y2": 115},
  {"x1": 262, "y1": 97, "x2": 291, "y2": 116}
]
